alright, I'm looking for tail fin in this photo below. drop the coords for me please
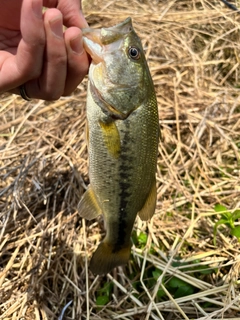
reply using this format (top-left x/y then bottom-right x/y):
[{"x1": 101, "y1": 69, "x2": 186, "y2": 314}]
[{"x1": 89, "y1": 240, "x2": 131, "y2": 275}]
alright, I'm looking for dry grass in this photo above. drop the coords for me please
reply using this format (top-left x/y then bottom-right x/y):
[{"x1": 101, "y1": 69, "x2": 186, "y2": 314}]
[{"x1": 1, "y1": 0, "x2": 240, "y2": 319}]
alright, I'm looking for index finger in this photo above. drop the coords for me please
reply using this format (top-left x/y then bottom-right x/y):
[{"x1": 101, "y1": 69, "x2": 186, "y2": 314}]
[{"x1": 43, "y1": 0, "x2": 88, "y2": 28}]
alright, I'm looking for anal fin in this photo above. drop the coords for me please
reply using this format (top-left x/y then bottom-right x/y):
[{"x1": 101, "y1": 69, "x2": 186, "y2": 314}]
[
  {"x1": 138, "y1": 178, "x2": 157, "y2": 221},
  {"x1": 78, "y1": 185, "x2": 102, "y2": 220}
]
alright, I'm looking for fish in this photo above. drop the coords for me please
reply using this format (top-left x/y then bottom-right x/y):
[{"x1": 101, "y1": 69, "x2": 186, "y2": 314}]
[{"x1": 78, "y1": 17, "x2": 159, "y2": 275}]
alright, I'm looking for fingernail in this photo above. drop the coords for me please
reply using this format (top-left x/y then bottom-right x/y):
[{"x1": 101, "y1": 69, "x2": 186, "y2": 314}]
[
  {"x1": 50, "y1": 16, "x2": 63, "y2": 38},
  {"x1": 32, "y1": 0, "x2": 42, "y2": 19},
  {"x1": 70, "y1": 35, "x2": 83, "y2": 54}
]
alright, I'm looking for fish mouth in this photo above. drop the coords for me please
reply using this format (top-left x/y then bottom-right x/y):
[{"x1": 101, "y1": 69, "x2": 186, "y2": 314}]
[
  {"x1": 82, "y1": 17, "x2": 133, "y2": 64},
  {"x1": 82, "y1": 29, "x2": 103, "y2": 64}
]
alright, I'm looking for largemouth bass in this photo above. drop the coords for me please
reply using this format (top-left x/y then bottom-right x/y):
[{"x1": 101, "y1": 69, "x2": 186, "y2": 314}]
[{"x1": 78, "y1": 18, "x2": 159, "y2": 275}]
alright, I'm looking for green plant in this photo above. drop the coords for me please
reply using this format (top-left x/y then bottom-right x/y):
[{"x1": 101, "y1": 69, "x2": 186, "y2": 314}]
[
  {"x1": 131, "y1": 230, "x2": 155, "y2": 254},
  {"x1": 130, "y1": 257, "x2": 215, "y2": 302},
  {"x1": 96, "y1": 281, "x2": 113, "y2": 306},
  {"x1": 213, "y1": 204, "x2": 240, "y2": 245},
  {"x1": 167, "y1": 276, "x2": 195, "y2": 298},
  {"x1": 131, "y1": 231, "x2": 217, "y2": 301}
]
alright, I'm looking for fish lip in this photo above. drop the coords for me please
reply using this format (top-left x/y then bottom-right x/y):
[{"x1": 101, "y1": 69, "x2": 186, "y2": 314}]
[
  {"x1": 82, "y1": 29, "x2": 102, "y2": 48},
  {"x1": 82, "y1": 35, "x2": 103, "y2": 64}
]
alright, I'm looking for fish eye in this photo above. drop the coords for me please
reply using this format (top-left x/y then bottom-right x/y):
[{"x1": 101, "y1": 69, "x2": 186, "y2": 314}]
[{"x1": 128, "y1": 46, "x2": 140, "y2": 60}]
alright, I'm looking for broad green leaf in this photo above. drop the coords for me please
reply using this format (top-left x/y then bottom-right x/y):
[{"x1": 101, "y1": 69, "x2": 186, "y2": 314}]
[
  {"x1": 174, "y1": 284, "x2": 195, "y2": 298},
  {"x1": 152, "y1": 270, "x2": 162, "y2": 280},
  {"x1": 214, "y1": 204, "x2": 231, "y2": 220},
  {"x1": 233, "y1": 210, "x2": 240, "y2": 221},
  {"x1": 168, "y1": 277, "x2": 186, "y2": 288},
  {"x1": 221, "y1": 212, "x2": 232, "y2": 220},
  {"x1": 157, "y1": 288, "x2": 165, "y2": 299},
  {"x1": 149, "y1": 246, "x2": 156, "y2": 254},
  {"x1": 99, "y1": 282, "x2": 112, "y2": 296},
  {"x1": 138, "y1": 232, "x2": 148, "y2": 246},
  {"x1": 214, "y1": 204, "x2": 227, "y2": 213},
  {"x1": 96, "y1": 295, "x2": 109, "y2": 306},
  {"x1": 231, "y1": 226, "x2": 240, "y2": 240}
]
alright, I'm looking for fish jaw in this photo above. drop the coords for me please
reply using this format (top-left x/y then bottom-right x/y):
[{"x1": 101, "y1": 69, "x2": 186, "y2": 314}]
[
  {"x1": 82, "y1": 29, "x2": 127, "y2": 65},
  {"x1": 82, "y1": 32, "x2": 103, "y2": 64}
]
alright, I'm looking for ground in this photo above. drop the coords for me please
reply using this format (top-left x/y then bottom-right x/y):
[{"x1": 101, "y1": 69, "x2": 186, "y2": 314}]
[{"x1": 0, "y1": 1, "x2": 240, "y2": 319}]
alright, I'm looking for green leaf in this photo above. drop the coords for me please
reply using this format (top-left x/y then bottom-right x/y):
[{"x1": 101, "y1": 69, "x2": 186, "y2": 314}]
[
  {"x1": 138, "y1": 232, "x2": 148, "y2": 246},
  {"x1": 99, "y1": 282, "x2": 112, "y2": 296},
  {"x1": 149, "y1": 246, "x2": 156, "y2": 255},
  {"x1": 96, "y1": 295, "x2": 109, "y2": 306},
  {"x1": 152, "y1": 270, "x2": 162, "y2": 280},
  {"x1": 214, "y1": 218, "x2": 231, "y2": 246},
  {"x1": 214, "y1": 204, "x2": 231, "y2": 220},
  {"x1": 214, "y1": 218, "x2": 231, "y2": 231},
  {"x1": 233, "y1": 209, "x2": 240, "y2": 221},
  {"x1": 168, "y1": 277, "x2": 186, "y2": 288},
  {"x1": 214, "y1": 204, "x2": 227, "y2": 213},
  {"x1": 157, "y1": 288, "x2": 166, "y2": 299},
  {"x1": 174, "y1": 284, "x2": 195, "y2": 298},
  {"x1": 230, "y1": 226, "x2": 240, "y2": 240},
  {"x1": 196, "y1": 265, "x2": 213, "y2": 275}
]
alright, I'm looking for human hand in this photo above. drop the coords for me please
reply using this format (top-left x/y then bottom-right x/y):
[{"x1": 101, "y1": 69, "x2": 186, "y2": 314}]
[{"x1": 0, "y1": 0, "x2": 89, "y2": 100}]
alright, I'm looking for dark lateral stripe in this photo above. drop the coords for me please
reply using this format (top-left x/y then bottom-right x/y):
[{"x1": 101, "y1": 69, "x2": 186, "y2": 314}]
[{"x1": 113, "y1": 120, "x2": 134, "y2": 251}]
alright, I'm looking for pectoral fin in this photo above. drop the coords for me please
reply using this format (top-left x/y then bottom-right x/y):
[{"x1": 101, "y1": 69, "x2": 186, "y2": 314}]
[
  {"x1": 99, "y1": 120, "x2": 121, "y2": 158},
  {"x1": 138, "y1": 179, "x2": 157, "y2": 221},
  {"x1": 78, "y1": 186, "x2": 102, "y2": 220}
]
